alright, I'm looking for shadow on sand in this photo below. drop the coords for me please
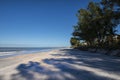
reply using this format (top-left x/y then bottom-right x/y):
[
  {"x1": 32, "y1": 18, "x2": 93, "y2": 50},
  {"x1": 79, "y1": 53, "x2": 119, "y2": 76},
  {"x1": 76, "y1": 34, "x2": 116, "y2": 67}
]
[{"x1": 10, "y1": 49, "x2": 120, "y2": 80}]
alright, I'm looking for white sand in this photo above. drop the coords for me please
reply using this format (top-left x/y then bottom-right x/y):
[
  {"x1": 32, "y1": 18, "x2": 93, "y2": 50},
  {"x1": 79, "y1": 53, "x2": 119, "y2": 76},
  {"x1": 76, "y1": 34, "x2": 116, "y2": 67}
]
[{"x1": 0, "y1": 49, "x2": 120, "y2": 80}]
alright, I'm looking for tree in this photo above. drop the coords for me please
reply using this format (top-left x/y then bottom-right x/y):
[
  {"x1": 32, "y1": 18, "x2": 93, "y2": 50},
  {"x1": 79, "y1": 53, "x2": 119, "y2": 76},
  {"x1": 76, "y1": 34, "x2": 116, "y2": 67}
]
[
  {"x1": 75, "y1": 2, "x2": 103, "y2": 46},
  {"x1": 71, "y1": 0, "x2": 120, "y2": 49},
  {"x1": 101, "y1": 0, "x2": 120, "y2": 47},
  {"x1": 70, "y1": 37, "x2": 80, "y2": 48}
]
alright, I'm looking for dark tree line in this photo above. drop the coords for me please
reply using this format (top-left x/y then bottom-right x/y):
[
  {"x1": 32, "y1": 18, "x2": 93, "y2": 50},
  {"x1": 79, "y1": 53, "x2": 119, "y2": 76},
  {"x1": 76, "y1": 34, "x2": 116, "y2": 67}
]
[{"x1": 70, "y1": 0, "x2": 120, "y2": 49}]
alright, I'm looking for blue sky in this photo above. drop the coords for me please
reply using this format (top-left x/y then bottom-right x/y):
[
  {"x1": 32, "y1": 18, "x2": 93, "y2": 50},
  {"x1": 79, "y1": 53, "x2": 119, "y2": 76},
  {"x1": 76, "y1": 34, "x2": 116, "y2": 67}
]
[{"x1": 1, "y1": 0, "x2": 119, "y2": 47}]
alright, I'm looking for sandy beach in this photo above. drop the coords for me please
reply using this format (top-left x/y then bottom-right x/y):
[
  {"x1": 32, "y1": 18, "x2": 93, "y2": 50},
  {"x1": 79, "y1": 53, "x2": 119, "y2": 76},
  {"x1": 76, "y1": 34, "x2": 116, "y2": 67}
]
[{"x1": 0, "y1": 49, "x2": 120, "y2": 80}]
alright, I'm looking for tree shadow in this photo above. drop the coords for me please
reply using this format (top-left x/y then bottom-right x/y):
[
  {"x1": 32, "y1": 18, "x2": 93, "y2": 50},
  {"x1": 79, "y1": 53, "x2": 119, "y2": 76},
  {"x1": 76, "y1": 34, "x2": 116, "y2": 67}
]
[
  {"x1": 11, "y1": 49, "x2": 120, "y2": 80},
  {"x1": 51, "y1": 49, "x2": 120, "y2": 72},
  {"x1": 0, "y1": 75, "x2": 4, "y2": 80},
  {"x1": 11, "y1": 61, "x2": 78, "y2": 80},
  {"x1": 11, "y1": 61, "x2": 44, "y2": 80},
  {"x1": 11, "y1": 61, "x2": 112, "y2": 80}
]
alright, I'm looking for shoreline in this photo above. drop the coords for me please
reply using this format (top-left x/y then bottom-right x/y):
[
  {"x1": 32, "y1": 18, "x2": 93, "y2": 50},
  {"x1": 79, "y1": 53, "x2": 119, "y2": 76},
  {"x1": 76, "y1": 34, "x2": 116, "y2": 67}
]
[
  {"x1": 0, "y1": 49, "x2": 60, "y2": 80},
  {"x1": 0, "y1": 47, "x2": 62, "y2": 59},
  {"x1": 0, "y1": 49, "x2": 58, "y2": 68},
  {"x1": 0, "y1": 48, "x2": 120, "y2": 80}
]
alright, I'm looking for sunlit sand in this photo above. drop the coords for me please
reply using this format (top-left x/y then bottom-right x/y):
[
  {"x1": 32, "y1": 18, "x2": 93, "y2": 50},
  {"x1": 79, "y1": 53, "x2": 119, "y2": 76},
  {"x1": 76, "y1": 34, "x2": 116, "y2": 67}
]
[{"x1": 0, "y1": 49, "x2": 120, "y2": 80}]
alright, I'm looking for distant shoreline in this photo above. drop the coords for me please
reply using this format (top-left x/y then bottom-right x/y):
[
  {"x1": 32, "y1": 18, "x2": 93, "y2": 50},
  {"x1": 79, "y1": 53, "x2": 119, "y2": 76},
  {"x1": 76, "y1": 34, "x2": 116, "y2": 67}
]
[{"x1": 0, "y1": 47, "x2": 64, "y2": 59}]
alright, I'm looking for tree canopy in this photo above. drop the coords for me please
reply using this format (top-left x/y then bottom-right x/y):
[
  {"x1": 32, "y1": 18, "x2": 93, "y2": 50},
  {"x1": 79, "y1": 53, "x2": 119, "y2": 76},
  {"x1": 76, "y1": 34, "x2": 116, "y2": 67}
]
[{"x1": 70, "y1": 0, "x2": 120, "y2": 49}]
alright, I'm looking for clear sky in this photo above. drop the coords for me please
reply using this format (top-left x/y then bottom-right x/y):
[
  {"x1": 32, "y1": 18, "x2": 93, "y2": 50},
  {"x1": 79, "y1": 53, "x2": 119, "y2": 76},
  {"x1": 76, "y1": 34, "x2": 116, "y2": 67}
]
[{"x1": 1, "y1": 0, "x2": 119, "y2": 47}]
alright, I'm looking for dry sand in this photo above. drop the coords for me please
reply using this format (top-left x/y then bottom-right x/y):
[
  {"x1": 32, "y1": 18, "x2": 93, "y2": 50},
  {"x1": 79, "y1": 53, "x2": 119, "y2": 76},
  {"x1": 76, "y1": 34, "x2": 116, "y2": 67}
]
[{"x1": 0, "y1": 49, "x2": 120, "y2": 80}]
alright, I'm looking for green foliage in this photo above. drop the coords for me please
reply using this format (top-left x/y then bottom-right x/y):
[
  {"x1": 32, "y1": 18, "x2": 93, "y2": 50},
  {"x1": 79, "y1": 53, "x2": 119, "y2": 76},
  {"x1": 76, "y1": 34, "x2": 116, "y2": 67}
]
[
  {"x1": 70, "y1": 37, "x2": 80, "y2": 48},
  {"x1": 71, "y1": 0, "x2": 120, "y2": 49}
]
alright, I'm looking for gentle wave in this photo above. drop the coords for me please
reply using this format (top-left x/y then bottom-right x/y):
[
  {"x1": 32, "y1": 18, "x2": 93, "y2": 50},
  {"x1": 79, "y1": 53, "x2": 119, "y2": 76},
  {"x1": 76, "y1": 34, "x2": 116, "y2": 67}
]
[{"x1": 0, "y1": 47, "x2": 59, "y2": 58}]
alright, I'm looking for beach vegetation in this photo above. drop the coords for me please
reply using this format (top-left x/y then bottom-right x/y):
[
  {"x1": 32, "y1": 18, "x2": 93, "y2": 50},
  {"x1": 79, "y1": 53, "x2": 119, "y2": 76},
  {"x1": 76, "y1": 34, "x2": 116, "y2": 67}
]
[{"x1": 71, "y1": 0, "x2": 120, "y2": 51}]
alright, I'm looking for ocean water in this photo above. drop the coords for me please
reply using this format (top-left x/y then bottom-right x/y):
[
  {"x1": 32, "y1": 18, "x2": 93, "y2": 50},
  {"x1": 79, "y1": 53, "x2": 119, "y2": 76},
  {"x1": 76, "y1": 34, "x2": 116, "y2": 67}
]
[{"x1": 0, "y1": 47, "x2": 60, "y2": 58}]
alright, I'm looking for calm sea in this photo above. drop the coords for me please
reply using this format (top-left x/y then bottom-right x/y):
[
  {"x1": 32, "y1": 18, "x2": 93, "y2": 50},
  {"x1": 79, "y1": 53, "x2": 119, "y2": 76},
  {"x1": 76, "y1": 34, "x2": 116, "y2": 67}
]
[{"x1": 0, "y1": 47, "x2": 60, "y2": 58}]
